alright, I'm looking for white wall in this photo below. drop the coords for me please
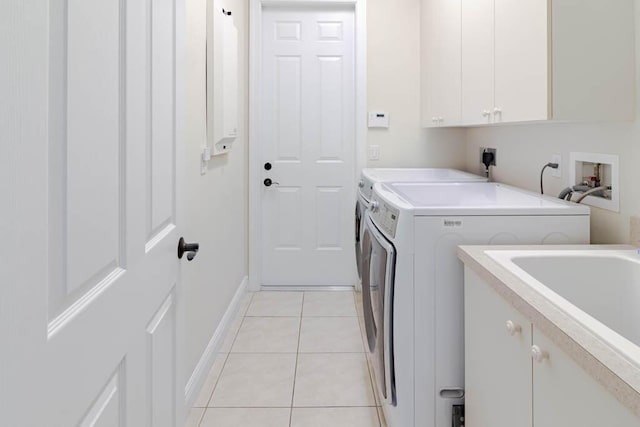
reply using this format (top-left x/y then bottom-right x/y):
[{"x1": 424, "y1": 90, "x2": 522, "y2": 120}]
[
  {"x1": 183, "y1": 0, "x2": 248, "y2": 381},
  {"x1": 464, "y1": 3, "x2": 640, "y2": 244},
  {"x1": 367, "y1": 0, "x2": 466, "y2": 168}
]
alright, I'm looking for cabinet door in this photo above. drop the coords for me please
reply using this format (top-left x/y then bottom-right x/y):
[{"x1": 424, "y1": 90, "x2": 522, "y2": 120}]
[
  {"x1": 532, "y1": 328, "x2": 639, "y2": 426},
  {"x1": 421, "y1": 0, "x2": 441, "y2": 127},
  {"x1": 461, "y1": 0, "x2": 494, "y2": 125},
  {"x1": 494, "y1": 0, "x2": 549, "y2": 123},
  {"x1": 465, "y1": 269, "x2": 532, "y2": 427},
  {"x1": 437, "y1": 0, "x2": 461, "y2": 126},
  {"x1": 422, "y1": 0, "x2": 461, "y2": 127}
]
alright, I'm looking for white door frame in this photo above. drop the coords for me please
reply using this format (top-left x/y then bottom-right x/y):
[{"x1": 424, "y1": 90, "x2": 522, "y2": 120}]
[
  {"x1": 248, "y1": 0, "x2": 367, "y2": 291},
  {"x1": 175, "y1": 0, "x2": 187, "y2": 423}
]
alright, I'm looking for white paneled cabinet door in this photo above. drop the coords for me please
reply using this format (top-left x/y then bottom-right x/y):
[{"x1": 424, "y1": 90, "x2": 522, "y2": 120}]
[
  {"x1": 532, "y1": 328, "x2": 639, "y2": 426},
  {"x1": 494, "y1": 0, "x2": 548, "y2": 123},
  {"x1": 260, "y1": 6, "x2": 356, "y2": 288},
  {"x1": 421, "y1": 0, "x2": 462, "y2": 127},
  {"x1": 461, "y1": 0, "x2": 494, "y2": 125},
  {"x1": 2, "y1": 0, "x2": 184, "y2": 426},
  {"x1": 421, "y1": 0, "x2": 441, "y2": 126},
  {"x1": 464, "y1": 269, "x2": 532, "y2": 427}
]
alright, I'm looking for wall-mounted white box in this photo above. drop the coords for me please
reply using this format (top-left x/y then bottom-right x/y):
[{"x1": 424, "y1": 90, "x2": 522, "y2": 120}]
[
  {"x1": 207, "y1": 0, "x2": 239, "y2": 156},
  {"x1": 368, "y1": 112, "x2": 390, "y2": 128},
  {"x1": 569, "y1": 152, "x2": 619, "y2": 212}
]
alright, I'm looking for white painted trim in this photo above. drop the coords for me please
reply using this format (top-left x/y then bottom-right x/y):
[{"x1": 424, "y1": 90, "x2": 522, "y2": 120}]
[
  {"x1": 248, "y1": 0, "x2": 262, "y2": 291},
  {"x1": 183, "y1": 276, "x2": 249, "y2": 407},
  {"x1": 262, "y1": 285, "x2": 355, "y2": 292},
  {"x1": 248, "y1": 0, "x2": 367, "y2": 291},
  {"x1": 174, "y1": 0, "x2": 187, "y2": 424}
]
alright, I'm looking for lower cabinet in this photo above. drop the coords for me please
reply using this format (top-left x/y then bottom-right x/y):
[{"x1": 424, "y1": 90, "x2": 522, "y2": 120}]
[
  {"x1": 464, "y1": 267, "x2": 639, "y2": 427},
  {"x1": 465, "y1": 267, "x2": 532, "y2": 427}
]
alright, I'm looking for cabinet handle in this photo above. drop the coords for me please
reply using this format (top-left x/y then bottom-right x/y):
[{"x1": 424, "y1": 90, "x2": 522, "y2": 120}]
[
  {"x1": 505, "y1": 320, "x2": 522, "y2": 336},
  {"x1": 482, "y1": 110, "x2": 491, "y2": 118},
  {"x1": 493, "y1": 107, "x2": 502, "y2": 115},
  {"x1": 531, "y1": 345, "x2": 549, "y2": 363}
]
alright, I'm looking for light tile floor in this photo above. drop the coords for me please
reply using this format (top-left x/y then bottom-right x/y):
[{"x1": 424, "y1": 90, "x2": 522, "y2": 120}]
[{"x1": 185, "y1": 290, "x2": 385, "y2": 427}]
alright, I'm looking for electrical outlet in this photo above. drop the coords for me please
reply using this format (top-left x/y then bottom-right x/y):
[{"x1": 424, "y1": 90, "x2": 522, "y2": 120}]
[
  {"x1": 479, "y1": 147, "x2": 497, "y2": 166},
  {"x1": 369, "y1": 145, "x2": 380, "y2": 161},
  {"x1": 551, "y1": 154, "x2": 561, "y2": 178}
]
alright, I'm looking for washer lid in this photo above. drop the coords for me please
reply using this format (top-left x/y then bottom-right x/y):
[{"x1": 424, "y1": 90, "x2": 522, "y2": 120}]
[
  {"x1": 360, "y1": 168, "x2": 487, "y2": 201},
  {"x1": 362, "y1": 168, "x2": 487, "y2": 183},
  {"x1": 378, "y1": 182, "x2": 591, "y2": 216}
]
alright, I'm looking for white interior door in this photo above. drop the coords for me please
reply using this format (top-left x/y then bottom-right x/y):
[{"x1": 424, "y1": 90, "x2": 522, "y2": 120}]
[
  {"x1": 2, "y1": 0, "x2": 185, "y2": 425},
  {"x1": 259, "y1": 5, "x2": 356, "y2": 288}
]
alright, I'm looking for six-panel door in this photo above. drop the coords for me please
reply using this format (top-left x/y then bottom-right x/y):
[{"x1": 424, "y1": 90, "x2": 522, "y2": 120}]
[
  {"x1": 260, "y1": 6, "x2": 356, "y2": 287},
  {"x1": 2, "y1": 0, "x2": 183, "y2": 425}
]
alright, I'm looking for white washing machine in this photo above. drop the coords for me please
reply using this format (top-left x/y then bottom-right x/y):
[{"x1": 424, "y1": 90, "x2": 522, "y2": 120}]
[
  {"x1": 355, "y1": 169, "x2": 486, "y2": 283},
  {"x1": 361, "y1": 182, "x2": 590, "y2": 427}
]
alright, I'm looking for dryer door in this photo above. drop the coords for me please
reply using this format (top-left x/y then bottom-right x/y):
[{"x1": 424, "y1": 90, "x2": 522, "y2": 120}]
[
  {"x1": 355, "y1": 200, "x2": 363, "y2": 280},
  {"x1": 363, "y1": 215, "x2": 396, "y2": 406}
]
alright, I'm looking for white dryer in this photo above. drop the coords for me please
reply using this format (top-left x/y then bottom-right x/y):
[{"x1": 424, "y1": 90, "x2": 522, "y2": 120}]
[
  {"x1": 361, "y1": 182, "x2": 590, "y2": 427},
  {"x1": 355, "y1": 169, "x2": 486, "y2": 283}
]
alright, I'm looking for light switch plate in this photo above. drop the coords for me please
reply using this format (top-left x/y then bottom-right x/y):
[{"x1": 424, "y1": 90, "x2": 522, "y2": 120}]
[
  {"x1": 368, "y1": 112, "x2": 389, "y2": 128},
  {"x1": 369, "y1": 145, "x2": 380, "y2": 161}
]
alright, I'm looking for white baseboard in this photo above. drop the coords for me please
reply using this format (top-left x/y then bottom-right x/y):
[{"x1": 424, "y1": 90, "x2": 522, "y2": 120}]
[
  {"x1": 183, "y1": 275, "x2": 248, "y2": 407},
  {"x1": 261, "y1": 285, "x2": 355, "y2": 292}
]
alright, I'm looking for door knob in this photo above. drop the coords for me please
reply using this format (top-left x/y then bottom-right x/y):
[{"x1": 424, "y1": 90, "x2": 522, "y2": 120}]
[
  {"x1": 264, "y1": 162, "x2": 272, "y2": 171},
  {"x1": 264, "y1": 178, "x2": 279, "y2": 187},
  {"x1": 177, "y1": 237, "x2": 199, "y2": 261}
]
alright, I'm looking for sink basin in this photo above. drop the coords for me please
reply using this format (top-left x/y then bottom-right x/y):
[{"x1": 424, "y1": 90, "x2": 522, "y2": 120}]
[{"x1": 486, "y1": 249, "x2": 640, "y2": 368}]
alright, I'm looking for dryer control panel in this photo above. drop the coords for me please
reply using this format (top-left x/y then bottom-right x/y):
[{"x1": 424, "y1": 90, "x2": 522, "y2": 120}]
[{"x1": 369, "y1": 197, "x2": 399, "y2": 238}]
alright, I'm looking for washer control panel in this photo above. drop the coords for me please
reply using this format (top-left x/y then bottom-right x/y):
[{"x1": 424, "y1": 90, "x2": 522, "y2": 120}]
[{"x1": 369, "y1": 196, "x2": 399, "y2": 238}]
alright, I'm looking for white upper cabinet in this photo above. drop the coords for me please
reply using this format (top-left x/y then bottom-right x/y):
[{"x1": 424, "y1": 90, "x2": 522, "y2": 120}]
[
  {"x1": 493, "y1": 0, "x2": 549, "y2": 124},
  {"x1": 421, "y1": 0, "x2": 462, "y2": 127},
  {"x1": 460, "y1": 0, "x2": 494, "y2": 125},
  {"x1": 427, "y1": 0, "x2": 636, "y2": 127}
]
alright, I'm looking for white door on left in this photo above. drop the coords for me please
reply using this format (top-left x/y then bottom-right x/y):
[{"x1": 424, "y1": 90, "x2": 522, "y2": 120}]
[{"x1": 1, "y1": 0, "x2": 185, "y2": 426}]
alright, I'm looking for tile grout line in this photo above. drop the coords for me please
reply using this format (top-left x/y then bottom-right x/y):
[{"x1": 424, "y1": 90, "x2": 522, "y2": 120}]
[
  {"x1": 197, "y1": 292, "x2": 256, "y2": 425},
  {"x1": 354, "y1": 290, "x2": 384, "y2": 427},
  {"x1": 203, "y1": 318, "x2": 243, "y2": 406},
  {"x1": 289, "y1": 292, "x2": 305, "y2": 427},
  {"x1": 204, "y1": 405, "x2": 380, "y2": 409},
  {"x1": 195, "y1": 408, "x2": 206, "y2": 427},
  {"x1": 195, "y1": 291, "x2": 379, "y2": 426}
]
